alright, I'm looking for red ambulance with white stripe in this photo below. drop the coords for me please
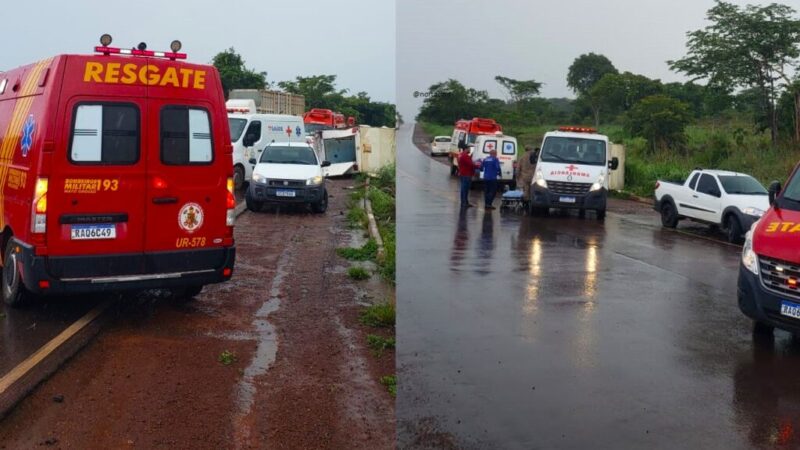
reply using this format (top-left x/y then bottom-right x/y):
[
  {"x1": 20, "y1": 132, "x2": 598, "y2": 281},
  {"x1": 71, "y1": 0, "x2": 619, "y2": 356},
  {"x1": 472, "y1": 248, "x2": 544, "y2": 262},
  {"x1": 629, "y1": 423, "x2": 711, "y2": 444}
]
[{"x1": 0, "y1": 36, "x2": 236, "y2": 306}]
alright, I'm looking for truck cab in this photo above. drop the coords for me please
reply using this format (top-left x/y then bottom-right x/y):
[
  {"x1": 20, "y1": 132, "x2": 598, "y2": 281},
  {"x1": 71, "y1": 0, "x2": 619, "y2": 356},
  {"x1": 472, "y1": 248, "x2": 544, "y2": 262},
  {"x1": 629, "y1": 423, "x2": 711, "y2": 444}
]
[
  {"x1": 739, "y1": 163, "x2": 800, "y2": 335},
  {"x1": 529, "y1": 127, "x2": 618, "y2": 219}
]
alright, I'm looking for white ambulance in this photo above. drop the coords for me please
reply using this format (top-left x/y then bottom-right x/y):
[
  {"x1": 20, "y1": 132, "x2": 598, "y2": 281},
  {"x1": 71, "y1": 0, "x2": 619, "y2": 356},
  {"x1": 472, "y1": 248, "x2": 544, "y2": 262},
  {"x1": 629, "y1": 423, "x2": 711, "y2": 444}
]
[
  {"x1": 227, "y1": 100, "x2": 306, "y2": 188},
  {"x1": 530, "y1": 127, "x2": 619, "y2": 219},
  {"x1": 472, "y1": 133, "x2": 517, "y2": 185}
]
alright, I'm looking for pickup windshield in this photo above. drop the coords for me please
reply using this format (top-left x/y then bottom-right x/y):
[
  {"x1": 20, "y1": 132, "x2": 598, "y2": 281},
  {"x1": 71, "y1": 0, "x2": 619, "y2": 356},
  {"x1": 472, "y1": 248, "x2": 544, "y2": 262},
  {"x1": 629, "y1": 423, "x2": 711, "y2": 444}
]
[
  {"x1": 229, "y1": 118, "x2": 247, "y2": 142},
  {"x1": 260, "y1": 146, "x2": 318, "y2": 165},
  {"x1": 718, "y1": 175, "x2": 767, "y2": 195},
  {"x1": 541, "y1": 137, "x2": 606, "y2": 166}
]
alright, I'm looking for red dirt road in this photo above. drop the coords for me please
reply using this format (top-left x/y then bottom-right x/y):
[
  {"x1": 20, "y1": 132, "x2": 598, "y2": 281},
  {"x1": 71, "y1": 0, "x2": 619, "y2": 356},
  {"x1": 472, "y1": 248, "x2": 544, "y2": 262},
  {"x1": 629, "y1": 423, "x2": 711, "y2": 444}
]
[{"x1": 0, "y1": 179, "x2": 395, "y2": 450}]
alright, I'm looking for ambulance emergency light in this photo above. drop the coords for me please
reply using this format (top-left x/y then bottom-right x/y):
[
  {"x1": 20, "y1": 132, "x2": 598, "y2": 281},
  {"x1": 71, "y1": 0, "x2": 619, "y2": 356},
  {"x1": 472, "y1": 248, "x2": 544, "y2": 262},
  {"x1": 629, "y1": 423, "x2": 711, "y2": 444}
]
[{"x1": 95, "y1": 34, "x2": 187, "y2": 60}]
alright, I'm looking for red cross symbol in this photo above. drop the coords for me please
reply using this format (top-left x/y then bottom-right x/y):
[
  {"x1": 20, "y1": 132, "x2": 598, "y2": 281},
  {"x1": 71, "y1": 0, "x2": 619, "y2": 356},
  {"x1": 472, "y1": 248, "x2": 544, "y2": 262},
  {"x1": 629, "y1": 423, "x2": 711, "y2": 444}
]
[
  {"x1": 285, "y1": 126, "x2": 292, "y2": 137},
  {"x1": 487, "y1": 143, "x2": 494, "y2": 150},
  {"x1": 566, "y1": 164, "x2": 577, "y2": 171}
]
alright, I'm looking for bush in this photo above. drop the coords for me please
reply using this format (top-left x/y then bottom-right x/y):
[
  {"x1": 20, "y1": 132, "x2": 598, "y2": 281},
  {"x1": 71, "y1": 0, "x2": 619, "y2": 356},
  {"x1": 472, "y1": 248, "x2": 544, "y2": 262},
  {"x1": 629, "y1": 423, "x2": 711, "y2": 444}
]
[
  {"x1": 347, "y1": 266, "x2": 370, "y2": 280},
  {"x1": 360, "y1": 301, "x2": 395, "y2": 328},
  {"x1": 624, "y1": 95, "x2": 692, "y2": 152},
  {"x1": 337, "y1": 240, "x2": 378, "y2": 261}
]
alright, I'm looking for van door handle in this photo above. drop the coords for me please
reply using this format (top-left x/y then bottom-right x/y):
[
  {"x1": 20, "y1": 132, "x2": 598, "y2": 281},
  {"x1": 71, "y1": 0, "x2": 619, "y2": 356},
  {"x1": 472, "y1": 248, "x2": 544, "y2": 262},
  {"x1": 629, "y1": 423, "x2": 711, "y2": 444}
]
[
  {"x1": 692, "y1": 194, "x2": 699, "y2": 198},
  {"x1": 152, "y1": 196, "x2": 178, "y2": 204}
]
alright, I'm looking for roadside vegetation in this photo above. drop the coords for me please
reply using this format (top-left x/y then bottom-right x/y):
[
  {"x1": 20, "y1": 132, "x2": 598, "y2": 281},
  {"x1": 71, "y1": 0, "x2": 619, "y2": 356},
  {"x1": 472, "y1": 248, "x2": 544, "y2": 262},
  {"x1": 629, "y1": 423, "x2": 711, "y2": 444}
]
[{"x1": 418, "y1": 1, "x2": 800, "y2": 197}]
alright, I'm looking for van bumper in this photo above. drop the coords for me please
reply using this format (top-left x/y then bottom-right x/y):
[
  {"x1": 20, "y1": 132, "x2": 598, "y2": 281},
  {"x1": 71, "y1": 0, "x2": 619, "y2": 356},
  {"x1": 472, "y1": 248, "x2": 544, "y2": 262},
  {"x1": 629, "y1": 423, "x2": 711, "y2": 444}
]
[
  {"x1": 16, "y1": 241, "x2": 236, "y2": 295},
  {"x1": 738, "y1": 263, "x2": 800, "y2": 333},
  {"x1": 530, "y1": 184, "x2": 607, "y2": 211}
]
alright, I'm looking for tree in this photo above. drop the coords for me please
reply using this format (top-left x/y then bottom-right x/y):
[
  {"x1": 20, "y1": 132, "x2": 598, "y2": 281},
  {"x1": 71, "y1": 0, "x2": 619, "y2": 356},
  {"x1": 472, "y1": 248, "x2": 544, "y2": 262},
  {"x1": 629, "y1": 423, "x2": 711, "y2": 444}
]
[
  {"x1": 494, "y1": 76, "x2": 542, "y2": 105},
  {"x1": 669, "y1": 1, "x2": 800, "y2": 144},
  {"x1": 211, "y1": 48, "x2": 267, "y2": 98},
  {"x1": 278, "y1": 75, "x2": 347, "y2": 109},
  {"x1": 589, "y1": 72, "x2": 663, "y2": 122},
  {"x1": 624, "y1": 95, "x2": 693, "y2": 152},
  {"x1": 416, "y1": 79, "x2": 490, "y2": 124},
  {"x1": 567, "y1": 53, "x2": 618, "y2": 126}
]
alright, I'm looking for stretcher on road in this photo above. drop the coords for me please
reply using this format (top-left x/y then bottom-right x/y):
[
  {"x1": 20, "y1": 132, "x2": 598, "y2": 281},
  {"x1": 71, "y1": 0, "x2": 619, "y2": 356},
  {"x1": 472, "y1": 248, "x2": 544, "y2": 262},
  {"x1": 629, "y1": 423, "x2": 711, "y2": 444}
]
[{"x1": 500, "y1": 189, "x2": 525, "y2": 213}]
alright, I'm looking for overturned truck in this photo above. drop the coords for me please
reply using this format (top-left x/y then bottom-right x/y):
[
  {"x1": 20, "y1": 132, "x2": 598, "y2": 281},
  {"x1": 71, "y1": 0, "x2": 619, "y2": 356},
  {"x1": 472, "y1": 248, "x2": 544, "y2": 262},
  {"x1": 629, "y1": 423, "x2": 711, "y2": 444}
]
[{"x1": 314, "y1": 126, "x2": 396, "y2": 176}]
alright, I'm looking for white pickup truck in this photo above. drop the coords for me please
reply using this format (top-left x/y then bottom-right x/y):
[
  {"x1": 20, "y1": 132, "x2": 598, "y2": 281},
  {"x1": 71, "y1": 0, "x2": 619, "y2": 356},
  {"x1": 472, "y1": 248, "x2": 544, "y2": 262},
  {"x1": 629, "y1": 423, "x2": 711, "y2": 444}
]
[{"x1": 653, "y1": 169, "x2": 770, "y2": 243}]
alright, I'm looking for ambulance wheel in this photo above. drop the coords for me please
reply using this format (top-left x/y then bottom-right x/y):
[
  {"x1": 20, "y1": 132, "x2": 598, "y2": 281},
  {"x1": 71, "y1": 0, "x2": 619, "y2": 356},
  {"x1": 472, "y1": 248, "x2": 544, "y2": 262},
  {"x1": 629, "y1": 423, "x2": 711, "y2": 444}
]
[
  {"x1": 245, "y1": 190, "x2": 262, "y2": 212},
  {"x1": 233, "y1": 165, "x2": 245, "y2": 190},
  {"x1": 312, "y1": 190, "x2": 328, "y2": 214},
  {"x1": 2, "y1": 244, "x2": 30, "y2": 307},
  {"x1": 596, "y1": 209, "x2": 606, "y2": 221}
]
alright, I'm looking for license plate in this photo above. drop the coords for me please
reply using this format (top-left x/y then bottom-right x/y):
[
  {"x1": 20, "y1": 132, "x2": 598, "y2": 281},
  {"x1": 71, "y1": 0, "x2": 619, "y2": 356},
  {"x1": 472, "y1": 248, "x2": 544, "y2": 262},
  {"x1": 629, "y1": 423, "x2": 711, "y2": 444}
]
[
  {"x1": 70, "y1": 224, "x2": 116, "y2": 240},
  {"x1": 781, "y1": 301, "x2": 800, "y2": 320},
  {"x1": 559, "y1": 196, "x2": 576, "y2": 204},
  {"x1": 276, "y1": 189, "x2": 296, "y2": 198}
]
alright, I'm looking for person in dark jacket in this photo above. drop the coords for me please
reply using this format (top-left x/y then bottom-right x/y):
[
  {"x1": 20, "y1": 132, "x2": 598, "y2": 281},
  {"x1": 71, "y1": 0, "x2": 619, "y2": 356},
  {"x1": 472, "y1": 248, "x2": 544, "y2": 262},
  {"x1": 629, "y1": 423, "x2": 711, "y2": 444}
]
[{"x1": 481, "y1": 149, "x2": 502, "y2": 210}]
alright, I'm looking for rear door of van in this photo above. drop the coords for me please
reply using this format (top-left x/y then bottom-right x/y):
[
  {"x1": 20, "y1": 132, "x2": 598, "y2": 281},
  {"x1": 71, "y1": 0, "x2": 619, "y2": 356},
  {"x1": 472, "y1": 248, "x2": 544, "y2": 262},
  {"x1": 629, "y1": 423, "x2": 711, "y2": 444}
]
[
  {"x1": 144, "y1": 68, "x2": 228, "y2": 271},
  {"x1": 50, "y1": 80, "x2": 147, "y2": 276}
]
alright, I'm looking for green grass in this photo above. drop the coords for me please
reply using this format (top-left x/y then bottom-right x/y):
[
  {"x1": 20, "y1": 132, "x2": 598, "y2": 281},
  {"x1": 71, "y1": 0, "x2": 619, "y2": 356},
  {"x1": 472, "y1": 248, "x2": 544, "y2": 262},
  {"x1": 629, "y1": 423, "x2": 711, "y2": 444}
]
[
  {"x1": 359, "y1": 301, "x2": 395, "y2": 328},
  {"x1": 347, "y1": 266, "x2": 370, "y2": 280},
  {"x1": 366, "y1": 334, "x2": 396, "y2": 356},
  {"x1": 337, "y1": 239, "x2": 378, "y2": 261},
  {"x1": 218, "y1": 350, "x2": 237, "y2": 366},
  {"x1": 380, "y1": 375, "x2": 397, "y2": 397}
]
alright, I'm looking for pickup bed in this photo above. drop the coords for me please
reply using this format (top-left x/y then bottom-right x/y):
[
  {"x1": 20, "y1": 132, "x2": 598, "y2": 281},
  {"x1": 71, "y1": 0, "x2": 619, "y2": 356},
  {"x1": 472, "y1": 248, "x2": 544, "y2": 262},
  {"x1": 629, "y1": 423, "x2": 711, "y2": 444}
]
[{"x1": 653, "y1": 169, "x2": 770, "y2": 243}]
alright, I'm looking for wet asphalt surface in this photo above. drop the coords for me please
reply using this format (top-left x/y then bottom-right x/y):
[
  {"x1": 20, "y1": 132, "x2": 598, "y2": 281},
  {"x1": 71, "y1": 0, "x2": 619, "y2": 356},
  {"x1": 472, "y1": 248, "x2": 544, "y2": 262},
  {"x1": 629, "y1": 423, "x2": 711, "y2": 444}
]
[{"x1": 398, "y1": 123, "x2": 800, "y2": 449}]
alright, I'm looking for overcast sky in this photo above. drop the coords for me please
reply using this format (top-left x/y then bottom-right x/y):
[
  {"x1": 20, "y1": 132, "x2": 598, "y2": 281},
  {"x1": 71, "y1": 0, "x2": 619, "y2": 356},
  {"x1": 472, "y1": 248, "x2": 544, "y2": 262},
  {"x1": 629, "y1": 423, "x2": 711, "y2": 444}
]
[
  {"x1": 0, "y1": 0, "x2": 396, "y2": 103},
  {"x1": 396, "y1": 0, "x2": 794, "y2": 119}
]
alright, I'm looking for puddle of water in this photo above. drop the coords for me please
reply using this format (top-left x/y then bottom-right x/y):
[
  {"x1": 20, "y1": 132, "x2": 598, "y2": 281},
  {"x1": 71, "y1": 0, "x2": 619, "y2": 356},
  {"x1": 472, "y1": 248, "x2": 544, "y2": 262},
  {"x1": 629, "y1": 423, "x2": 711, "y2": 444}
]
[{"x1": 233, "y1": 237, "x2": 295, "y2": 448}]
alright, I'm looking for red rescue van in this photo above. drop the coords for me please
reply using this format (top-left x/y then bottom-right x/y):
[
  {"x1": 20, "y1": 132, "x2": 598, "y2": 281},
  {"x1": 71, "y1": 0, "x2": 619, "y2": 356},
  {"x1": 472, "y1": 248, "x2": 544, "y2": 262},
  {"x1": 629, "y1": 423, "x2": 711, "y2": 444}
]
[
  {"x1": 448, "y1": 118, "x2": 503, "y2": 175},
  {"x1": 738, "y1": 163, "x2": 800, "y2": 334},
  {"x1": 0, "y1": 38, "x2": 236, "y2": 305}
]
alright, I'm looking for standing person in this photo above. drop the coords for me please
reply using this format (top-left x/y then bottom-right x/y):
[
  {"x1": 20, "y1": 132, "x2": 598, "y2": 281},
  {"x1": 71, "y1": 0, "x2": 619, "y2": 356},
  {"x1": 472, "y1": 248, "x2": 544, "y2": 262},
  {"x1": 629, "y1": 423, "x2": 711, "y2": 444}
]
[
  {"x1": 481, "y1": 149, "x2": 502, "y2": 210},
  {"x1": 517, "y1": 145, "x2": 539, "y2": 204},
  {"x1": 457, "y1": 143, "x2": 476, "y2": 208}
]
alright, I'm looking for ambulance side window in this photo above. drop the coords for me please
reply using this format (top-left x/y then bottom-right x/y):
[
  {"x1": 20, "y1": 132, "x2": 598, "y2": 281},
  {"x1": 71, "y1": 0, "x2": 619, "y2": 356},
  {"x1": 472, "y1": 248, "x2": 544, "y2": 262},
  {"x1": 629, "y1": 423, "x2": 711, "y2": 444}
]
[
  {"x1": 482, "y1": 139, "x2": 497, "y2": 154},
  {"x1": 502, "y1": 140, "x2": 516, "y2": 155},
  {"x1": 161, "y1": 106, "x2": 213, "y2": 165},
  {"x1": 243, "y1": 121, "x2": 262, "y2": 146},
  {"x1": 70, "y1": 103, "x2": 139, "y2": 164}
]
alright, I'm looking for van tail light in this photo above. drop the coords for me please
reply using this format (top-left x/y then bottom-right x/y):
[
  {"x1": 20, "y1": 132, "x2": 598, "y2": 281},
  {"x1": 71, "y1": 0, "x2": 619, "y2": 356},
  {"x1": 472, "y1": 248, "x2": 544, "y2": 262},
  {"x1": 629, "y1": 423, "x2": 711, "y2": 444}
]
[
  {"x1": 31, "y1": 177, "x2": 48, "y2": 233},
  {"x1": 226, "y1": 177, "x2": 235, "y2": 227}
]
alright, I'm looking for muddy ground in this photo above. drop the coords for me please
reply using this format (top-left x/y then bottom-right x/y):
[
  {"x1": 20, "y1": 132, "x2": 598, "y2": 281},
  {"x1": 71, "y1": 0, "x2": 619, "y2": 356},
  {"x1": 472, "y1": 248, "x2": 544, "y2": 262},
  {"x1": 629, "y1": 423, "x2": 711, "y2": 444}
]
[{"x1": 0, "y1": 179, "x2": 395, "y2": 450}]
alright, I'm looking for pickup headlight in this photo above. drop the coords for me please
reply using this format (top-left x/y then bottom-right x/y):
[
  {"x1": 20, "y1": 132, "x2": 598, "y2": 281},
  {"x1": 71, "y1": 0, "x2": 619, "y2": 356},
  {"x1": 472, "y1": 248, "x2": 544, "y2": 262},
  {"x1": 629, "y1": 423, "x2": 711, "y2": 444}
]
[
  {"x1": 307, "y1": 175, "x2": 323, "y2": 186},
  {"x1": 534, "y1": 169, "x2": 547, "y2": 188},
  {"x1": 252, "y1": 173, "x2": 268, "y2": 184},
  {"x1": 742, "y1": 207, "x2": 765, "y2": 217},
  {"x1": 590, "y1": 174, "x2": 606, "y2": 192},
  {"x1": 741, "y1": 228, "x2": 759, "y2": 275}
]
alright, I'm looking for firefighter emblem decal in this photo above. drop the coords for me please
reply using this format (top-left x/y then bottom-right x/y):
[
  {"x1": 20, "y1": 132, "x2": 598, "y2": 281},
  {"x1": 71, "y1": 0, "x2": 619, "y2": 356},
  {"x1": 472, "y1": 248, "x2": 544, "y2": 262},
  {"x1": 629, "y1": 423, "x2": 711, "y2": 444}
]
[{"x1": 178, "y1": 203, "x2": 204, "y2": 233}]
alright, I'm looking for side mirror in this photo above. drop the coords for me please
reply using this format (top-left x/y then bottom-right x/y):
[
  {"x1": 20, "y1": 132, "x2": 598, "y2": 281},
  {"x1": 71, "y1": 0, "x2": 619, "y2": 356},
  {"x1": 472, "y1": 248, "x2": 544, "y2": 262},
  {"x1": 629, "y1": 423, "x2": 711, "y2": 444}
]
[
  {"x1": 243, "y1": 136, "x2": 255, "y2": 148},
  {"x1": 321, "y1": 160, "x2": 331, "y2": 167},
  {"x1": 608, "y1": 157, "x2": 619, "y2": 171},
  {"x1": 769, "y1": 180, "x2": 782, "y2": 205},
  {"x1": 248, "y1": 158, "x2": 256, "y2": 165}
]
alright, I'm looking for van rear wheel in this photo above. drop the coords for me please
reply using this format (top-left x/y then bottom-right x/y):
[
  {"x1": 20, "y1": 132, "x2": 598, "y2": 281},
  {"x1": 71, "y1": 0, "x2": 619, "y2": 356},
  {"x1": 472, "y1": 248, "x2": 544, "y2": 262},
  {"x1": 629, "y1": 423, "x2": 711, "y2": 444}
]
[
  {"x1": 2, "y1": 244, "x2": 30, "y2": 307},
  {"x1": 233, "y1": 165, "x2": 245, "y2": 190}
]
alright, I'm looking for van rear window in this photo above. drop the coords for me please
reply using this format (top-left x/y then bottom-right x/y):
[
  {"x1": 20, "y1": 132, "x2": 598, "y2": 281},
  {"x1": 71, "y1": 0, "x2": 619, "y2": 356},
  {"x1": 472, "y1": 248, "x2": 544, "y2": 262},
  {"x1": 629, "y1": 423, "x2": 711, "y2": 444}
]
[
  {"x1": 161, "y1": 106, "x2": 213, "y2": 165},
  {"x1": 70, "y1": 103, "x2": 139, "y2": 164}
]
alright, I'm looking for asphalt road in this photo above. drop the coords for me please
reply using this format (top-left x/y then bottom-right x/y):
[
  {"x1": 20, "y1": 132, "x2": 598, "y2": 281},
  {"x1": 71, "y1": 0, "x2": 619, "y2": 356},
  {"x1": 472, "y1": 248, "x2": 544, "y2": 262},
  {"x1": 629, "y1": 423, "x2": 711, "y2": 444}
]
[{"x1": 398, "y1": 123, "x2": 800, "y2": 449}]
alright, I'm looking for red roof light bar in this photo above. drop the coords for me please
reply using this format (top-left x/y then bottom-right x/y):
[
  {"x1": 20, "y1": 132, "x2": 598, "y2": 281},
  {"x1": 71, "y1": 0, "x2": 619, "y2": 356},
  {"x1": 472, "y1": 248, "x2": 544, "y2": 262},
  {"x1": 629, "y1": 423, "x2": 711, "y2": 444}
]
[
  {"x1": 558, "y1": 126, "x2": 597, "y2": 133},
  {"x1": 94, "y1": 46, "x2": 187, "y2": 60}
]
